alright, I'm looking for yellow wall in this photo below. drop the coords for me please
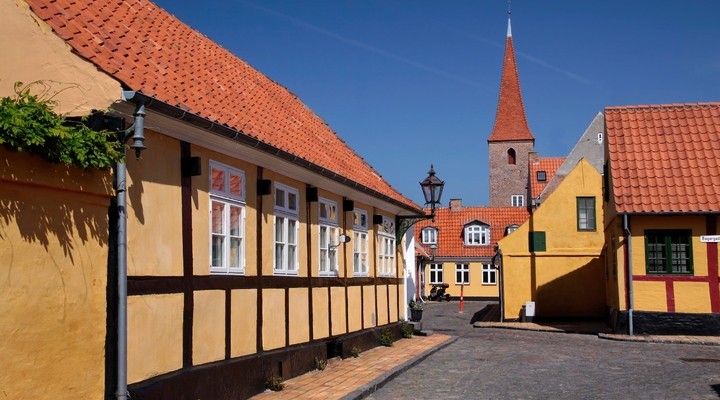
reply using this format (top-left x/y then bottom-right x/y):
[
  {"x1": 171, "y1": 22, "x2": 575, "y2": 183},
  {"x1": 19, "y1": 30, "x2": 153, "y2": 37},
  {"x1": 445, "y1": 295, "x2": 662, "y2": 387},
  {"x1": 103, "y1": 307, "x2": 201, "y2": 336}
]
[
  {"x1": 499, "y1": 159, "x2": 606, "y2": 319},
  {"x1": 377, "y1": 285, "x2": 389, "y2": 325},
  {"x1": 128, "y1": 294, "x2": 183, "y2": 384},
  {"x1": 193, "y1": 290, "x2": 226, "y2": 365},
  {"x1": 0, "y1": 1, "x2": 120, "y2": 116},
  {"x1": 362, "y1": 285, "x2": 376, "y2": 328},
  {"x1": 424, "y1": 262, "x2": 500, "y2": 298},
  {"x1": 347, "y1": 286, "x2": 362, "y2": 332},
  {"x1": 289, "y1": 288, "x2": 310, "y2": 344},
  {"x1": 675, "y1": 282, "x2": 712, "y2": 313},
  {"x1": 312, "y1": 287, "x2": 330, "y2": 339},
  {"x1": 388, "y1": 284, "x2": 399, "y2": 322},
  {"x1": 231, "y1": 289, "x2": 257, "y2": 357},
  {"x1": 0, "y1": 149, "x2": 112, "y2": 400},
  {"x1": 331, "y1": 286, "x2": 348, "y2": 335},
  {"x1": 262, "y1": 289, "x2": 286, "y2": 350}
]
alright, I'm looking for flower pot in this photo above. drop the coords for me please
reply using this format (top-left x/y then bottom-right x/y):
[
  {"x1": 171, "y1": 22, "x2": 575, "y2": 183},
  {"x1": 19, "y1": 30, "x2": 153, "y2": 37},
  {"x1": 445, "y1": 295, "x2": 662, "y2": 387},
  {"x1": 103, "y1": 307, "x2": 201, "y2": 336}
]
[{"x1": 410, "y1": 309, "x2": 423, "y2": 322}]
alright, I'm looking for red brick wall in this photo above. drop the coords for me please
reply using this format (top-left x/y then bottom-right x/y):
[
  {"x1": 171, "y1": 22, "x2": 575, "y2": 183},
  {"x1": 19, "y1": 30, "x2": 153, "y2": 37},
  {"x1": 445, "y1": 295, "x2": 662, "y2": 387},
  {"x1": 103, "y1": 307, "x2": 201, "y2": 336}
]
[{"x1": 488, "y1": 139, "x2": 534, "y2": 207}]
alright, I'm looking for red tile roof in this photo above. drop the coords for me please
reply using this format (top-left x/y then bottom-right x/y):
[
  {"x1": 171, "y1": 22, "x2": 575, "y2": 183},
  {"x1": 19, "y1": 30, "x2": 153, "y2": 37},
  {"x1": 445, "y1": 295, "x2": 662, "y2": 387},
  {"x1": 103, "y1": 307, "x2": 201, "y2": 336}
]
[
  {"x1": 488, "y1": 28, "x2": 534, "y2": 143},
  {"x1": 415, "y1": 206, "x2": 529, "y2": 258},
  {"x1": 24, "y1": 0, "x2": 418, "y2": 211},
  {"x1": 605, "y1": 102, "x2": 720, "y2": 213},
  {"x1": 529, "y1": 157, "x2": 564, "y2": 200}
]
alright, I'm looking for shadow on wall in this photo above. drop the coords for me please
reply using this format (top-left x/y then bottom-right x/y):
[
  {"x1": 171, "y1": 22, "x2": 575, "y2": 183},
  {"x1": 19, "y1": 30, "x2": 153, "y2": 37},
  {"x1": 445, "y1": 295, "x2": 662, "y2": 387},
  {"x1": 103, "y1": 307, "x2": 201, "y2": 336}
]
[
  {"x1": 0, "y1": 149, "x2": 114, "y2": 260},
  {"x1": 533, "y1": 257, "x2": 606, "y2": 319}
]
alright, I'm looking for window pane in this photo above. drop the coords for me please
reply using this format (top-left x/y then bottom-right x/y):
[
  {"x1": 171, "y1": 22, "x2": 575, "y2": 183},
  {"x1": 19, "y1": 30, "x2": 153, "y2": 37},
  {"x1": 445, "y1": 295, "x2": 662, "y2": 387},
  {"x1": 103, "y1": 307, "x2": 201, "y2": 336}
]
[
  {"x1": 288, "y1": 192, "x2": 297, "y2": 211},
  {"x1": 212, "y1": 202, "x2": 225, "y2": 234},
  {"x1": 211, "y1": 167, "x2": 225, "y2": 192},
  {"x1": 275, "y1": 244, "x2": 284, "y2": 270},
  {"x1": 229, "y1": 173, "x2": 243, "y2": 197},
  {"x1": 230, "y1": 237, "x2": 241, "y2": 269},
  {"x1": 230, "y1": 205, "x2": 241, "y2": 236},
  {"x1": 320, "y1": 226, "x2": 328, "y2": 247},
  {"x1": 288, "y1": 220, "x2": 297, "y2": 244},
  {"x1": 288, "y1": 244, "x2": 297, "y2": 270},
  {"x1": 211, "y1": 235, "x2": 224, "y2": 268},
  {"x1": 320, "y1": 204, "x2": 327, "y2": 219},
  {"x1": 275, "y1": 217, "x2": 285, "y2": 242},
  {"x1": 275, "y1": 189, "x2": 285, "y2": 208}
]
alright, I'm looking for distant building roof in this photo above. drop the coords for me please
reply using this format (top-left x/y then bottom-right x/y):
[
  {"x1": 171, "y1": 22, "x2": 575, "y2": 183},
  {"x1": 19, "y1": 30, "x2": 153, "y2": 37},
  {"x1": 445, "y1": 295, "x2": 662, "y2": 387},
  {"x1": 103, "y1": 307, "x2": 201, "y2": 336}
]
[
  {"x1": 25, "y1": 0, "x2": 418, "y2": 211},
  {"x1": 529, "y1": 157, "x2": 564, "y2": 202},
  {"x1": 488, "y1": 18, "x2": 534, "y2": 143},
  {"x1": 605, "y1": 102, "x2": 720, "y2": 214},
  {"x1": 416, "y1": 202, "x2": 529, "y2": 258}
]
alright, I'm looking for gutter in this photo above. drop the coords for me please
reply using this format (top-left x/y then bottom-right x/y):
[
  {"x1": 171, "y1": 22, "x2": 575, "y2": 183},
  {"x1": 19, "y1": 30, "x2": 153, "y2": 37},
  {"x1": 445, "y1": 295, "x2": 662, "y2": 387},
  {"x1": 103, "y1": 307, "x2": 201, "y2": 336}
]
[
  {"x1": 120, "y1": 91, "x2": 422, "y2": 215},
  {"x1": 623, "y1": 214, "x2": 634, "y2": 335}
]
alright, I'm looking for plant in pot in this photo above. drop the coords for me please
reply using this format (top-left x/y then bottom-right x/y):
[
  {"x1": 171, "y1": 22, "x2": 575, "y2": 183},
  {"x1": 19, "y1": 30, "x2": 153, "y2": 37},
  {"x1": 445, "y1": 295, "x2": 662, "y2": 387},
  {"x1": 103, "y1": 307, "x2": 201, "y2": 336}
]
[{"x1": 409, "y1": 300, "x2": 423, "y2": 322}]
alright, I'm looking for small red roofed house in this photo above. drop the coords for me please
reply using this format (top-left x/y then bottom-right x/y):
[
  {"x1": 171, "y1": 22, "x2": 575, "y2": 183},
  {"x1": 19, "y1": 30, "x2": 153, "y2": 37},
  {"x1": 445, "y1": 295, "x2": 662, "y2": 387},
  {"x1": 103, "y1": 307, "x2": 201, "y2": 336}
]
[{"x1": 604, "y1": 102, "x2": 720, "y2": 335}]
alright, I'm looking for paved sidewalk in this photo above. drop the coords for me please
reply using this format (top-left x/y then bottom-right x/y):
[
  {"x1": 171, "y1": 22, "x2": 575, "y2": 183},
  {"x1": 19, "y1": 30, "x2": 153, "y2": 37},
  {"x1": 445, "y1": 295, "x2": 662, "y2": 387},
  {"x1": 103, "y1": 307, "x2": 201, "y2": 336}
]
[
  {"x1": 474, "y1": 321, "x2": 720, "y2": 346},
  {"x1": 251, "y1": 333, "x2": 455, "y2": 399}
]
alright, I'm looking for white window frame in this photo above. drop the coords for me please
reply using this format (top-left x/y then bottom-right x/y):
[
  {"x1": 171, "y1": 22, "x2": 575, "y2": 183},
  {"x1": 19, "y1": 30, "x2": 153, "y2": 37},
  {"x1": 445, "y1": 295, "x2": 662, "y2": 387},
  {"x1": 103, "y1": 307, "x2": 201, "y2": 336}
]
[
  {"x1": 378, "y1": 216, "x2": 396, "y2": 277},
  {"x1": 456, "y1": 263, "x2": 469, "y2": 285},
  {"x1": 274, "y1": 183, "x2": 299, "y2": 275},
  {"x1": 352, "y1": 208, "x2": 369, "y2": 276},
  {"x1": 482, "y1": 264, "x2": 497, "y2": 285},
  {"x1": 421, "y1": 227, "x2": 437, "y2": 244},
  {"x1": 318, "y1": 198, "x2": 339, "y2": 276},
  {"x1": 465, "y1": 224, "x2": 490, "y2": 246},
  {"x1": 429, "y1": 263, "x2": 443, "y2": 285},
  {"x1": 209, "y1": 161, "x2": 246, "y2": 275},
  {"x1": 511, "y1": 195, "x2": 524, "y2": 207}
]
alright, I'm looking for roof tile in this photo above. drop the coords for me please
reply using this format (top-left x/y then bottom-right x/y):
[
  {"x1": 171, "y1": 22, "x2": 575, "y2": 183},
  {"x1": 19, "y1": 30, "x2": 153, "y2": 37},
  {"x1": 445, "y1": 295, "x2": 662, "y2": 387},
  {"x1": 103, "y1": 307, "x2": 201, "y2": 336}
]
[
  {"x1": 606, "y1": 102, "x2": 720, "y2": 213},
  {"x1": 24, "y1": 0, "x2": 418, "y2": 211}
]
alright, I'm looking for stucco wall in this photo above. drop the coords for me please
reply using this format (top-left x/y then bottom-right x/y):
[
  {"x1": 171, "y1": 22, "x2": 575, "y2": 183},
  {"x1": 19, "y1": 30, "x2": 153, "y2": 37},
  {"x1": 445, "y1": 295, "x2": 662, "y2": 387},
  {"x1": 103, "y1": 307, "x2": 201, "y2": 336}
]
[
  {"x1": 499, "y1": 159, "x2": 605, "y2": 319},
  {"x1": 0, "y1": 149, "x2": 112, "y2": 399},
  {"x1": 0, "y1": 1, "x2": 120, "y2": 115}
]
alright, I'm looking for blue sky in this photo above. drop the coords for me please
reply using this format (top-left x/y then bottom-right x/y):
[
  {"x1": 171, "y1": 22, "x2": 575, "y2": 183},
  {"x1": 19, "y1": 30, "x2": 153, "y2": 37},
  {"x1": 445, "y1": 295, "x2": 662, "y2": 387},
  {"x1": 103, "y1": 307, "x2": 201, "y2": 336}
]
[{"x1": 152, "y1": 0, "x2": 720, "y2": 206}]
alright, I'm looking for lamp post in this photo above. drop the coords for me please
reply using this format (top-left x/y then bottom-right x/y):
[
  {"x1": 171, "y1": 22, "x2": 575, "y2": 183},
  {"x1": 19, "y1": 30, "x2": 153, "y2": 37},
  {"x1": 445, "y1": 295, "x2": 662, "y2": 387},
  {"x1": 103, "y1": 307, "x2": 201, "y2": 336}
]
[{"x1": 395, "y1": 165, "x2": 445, "y2": 242}]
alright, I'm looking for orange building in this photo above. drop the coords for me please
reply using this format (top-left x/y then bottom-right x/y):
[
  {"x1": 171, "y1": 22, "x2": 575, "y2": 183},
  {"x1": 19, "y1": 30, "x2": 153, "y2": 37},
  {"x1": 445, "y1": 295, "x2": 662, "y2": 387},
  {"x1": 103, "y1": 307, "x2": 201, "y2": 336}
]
[
  {"x1": 0, "y1": 1, "x2": 424, "y2": 398},
  {"x1": 604, "y1": 102, "x2": 720, "y2": 335}
]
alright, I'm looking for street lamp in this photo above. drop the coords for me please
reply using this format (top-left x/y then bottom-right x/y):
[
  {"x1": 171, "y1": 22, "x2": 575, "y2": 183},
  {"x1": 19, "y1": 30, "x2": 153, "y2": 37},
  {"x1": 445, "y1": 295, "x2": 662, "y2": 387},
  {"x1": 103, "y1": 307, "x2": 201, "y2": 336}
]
[{"x1": 395, "y1": 165, "x2": 445, "y2": 242}]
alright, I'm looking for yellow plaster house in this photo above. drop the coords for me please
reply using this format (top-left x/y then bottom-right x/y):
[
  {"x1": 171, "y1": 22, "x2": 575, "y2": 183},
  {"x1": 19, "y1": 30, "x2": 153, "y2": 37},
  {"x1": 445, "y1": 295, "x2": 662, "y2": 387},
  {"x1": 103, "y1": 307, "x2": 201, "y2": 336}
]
[
  {"x1": 497, "y1": 158, "x2": 606, "y2": 321},
  {"x1": 0, "y1": 1, "x2": 424, "y2": 398}
]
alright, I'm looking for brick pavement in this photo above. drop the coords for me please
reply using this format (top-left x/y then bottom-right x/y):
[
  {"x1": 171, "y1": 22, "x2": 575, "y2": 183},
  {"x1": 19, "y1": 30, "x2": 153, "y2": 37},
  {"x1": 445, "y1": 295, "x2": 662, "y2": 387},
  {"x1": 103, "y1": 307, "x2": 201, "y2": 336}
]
[{"x1": 251, "y1": 302, "x2": 720, "y2": 399}]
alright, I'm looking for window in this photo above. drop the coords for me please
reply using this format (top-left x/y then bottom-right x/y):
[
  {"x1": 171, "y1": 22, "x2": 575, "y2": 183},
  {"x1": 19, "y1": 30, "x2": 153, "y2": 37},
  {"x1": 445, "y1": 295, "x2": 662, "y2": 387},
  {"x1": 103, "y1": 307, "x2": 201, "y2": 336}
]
[
  {"x1": 377, "y1": 216, "x2": 396, "y2": 277},
  {"x1": 507, "y1": 148, "x2": 516, "y2": 165},
  {"x1": 353, "y1": 209, "x2": 368, "y2": 276},
  {"x1": 577, "y1": 197, "x2": 596, "y2": 231},
  {"x1": 421, "y1": 227, "x2": 437, "y2": 244},
  {"x1": 511, "y1": 195, "x2": 524, "y2": 207},
  {"x1": 505, "y1": 224, "x2": 519, "y2": 236},
  {"x1": 597, "y1": 132, "x2": 603, "y2": 144},
  {"x1": 455, "y1": 263, "x2": 469, "y2": 285},
  {"x1": 465, "y1": 224, "x2": 490, "y2": 246},
  {"x1": 274, "y1": 183, "x2": 299, "y2": 275},
  {"x1": 319, "y1": 198, "x2": 339, "y2": 276},
  {"x1": 482, "y1": 264, "x2": 497, "y2": 285},
  {"x1": 537, "y1": 171, "x2": 547, "y2": 182},
  {"x1": 645, "y1": 230, "x2": 693, "y2": 275},
  {"x1": 210, "y1": 162, "x2": 245, "y2": 274},
  {"x1": 529, "y1": 231, "x2": 546, "y2": 252},
  {"x1": 429, "y1": 263, "x2": 443, "y2": 284}
]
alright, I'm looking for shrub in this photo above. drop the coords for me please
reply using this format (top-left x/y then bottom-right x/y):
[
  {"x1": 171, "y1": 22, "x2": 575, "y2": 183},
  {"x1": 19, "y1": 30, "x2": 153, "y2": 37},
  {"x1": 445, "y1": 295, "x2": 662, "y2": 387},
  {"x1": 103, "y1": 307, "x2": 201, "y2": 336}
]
[
  {"x1": 264, "y1": 375, "x2": 284, "y2": 392},
  {"x1": 379, "y1": 328, "x2": 393, "y2": 347}
]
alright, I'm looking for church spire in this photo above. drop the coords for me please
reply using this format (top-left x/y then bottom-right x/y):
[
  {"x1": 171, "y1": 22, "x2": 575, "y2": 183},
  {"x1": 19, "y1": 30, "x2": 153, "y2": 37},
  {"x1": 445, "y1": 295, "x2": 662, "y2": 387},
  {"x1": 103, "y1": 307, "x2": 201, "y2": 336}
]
[{"x1": 488, "y1": 9, "x2": 534, "y2": 143}]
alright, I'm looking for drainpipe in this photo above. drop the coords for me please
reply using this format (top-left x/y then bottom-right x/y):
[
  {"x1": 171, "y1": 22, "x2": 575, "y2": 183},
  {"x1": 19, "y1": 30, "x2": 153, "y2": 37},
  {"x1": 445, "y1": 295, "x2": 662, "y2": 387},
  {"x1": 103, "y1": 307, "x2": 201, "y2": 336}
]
[
  {"x1": 623, "y1": 214, "x2": 634, "y2": 336},
  {"x1": 115, "y1": 93, "x2": 147, "y2": 400},
  {"x1": 493, "y1": 245, "x2": 504, "y2": 323}
]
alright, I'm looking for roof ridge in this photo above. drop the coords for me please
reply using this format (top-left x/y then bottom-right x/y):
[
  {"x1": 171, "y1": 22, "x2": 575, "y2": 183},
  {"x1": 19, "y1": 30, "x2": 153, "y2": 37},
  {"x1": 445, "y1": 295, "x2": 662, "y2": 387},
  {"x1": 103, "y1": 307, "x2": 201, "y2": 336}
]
[{"x1": 606, "y1": 102, "x2": 720, "y2": 112}]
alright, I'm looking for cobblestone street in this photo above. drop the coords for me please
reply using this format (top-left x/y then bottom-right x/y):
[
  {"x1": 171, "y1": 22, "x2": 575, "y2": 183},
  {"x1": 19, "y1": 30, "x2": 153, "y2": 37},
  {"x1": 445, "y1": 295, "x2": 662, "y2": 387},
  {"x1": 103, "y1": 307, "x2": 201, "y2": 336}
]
[{"x1": 368, "y1": 301, "x2": 720, "y2": 400}]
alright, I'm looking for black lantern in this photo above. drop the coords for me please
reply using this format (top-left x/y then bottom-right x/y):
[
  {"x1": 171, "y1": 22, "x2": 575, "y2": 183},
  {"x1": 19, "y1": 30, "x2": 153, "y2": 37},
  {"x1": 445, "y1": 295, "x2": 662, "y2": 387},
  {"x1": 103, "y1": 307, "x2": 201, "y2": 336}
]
[
  {"x1": 395, "y1": 165, "x2": 446, "y2": 242},
  {"x1": 420, "y1": 165, "x2": 444, "y2": 214}
]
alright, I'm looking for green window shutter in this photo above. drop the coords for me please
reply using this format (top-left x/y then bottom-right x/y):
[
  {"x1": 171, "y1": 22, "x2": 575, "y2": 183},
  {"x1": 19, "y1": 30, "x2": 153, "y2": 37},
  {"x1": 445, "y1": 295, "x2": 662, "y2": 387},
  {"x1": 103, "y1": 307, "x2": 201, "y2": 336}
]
[{"x1": 529, "y1": 231, "x2": 546, "y2": 252}]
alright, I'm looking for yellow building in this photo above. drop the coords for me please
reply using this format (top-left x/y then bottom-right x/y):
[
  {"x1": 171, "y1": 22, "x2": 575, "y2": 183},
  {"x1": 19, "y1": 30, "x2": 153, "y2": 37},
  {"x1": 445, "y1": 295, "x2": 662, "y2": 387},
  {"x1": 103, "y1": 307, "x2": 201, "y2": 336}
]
[
  {"x1": 498, "y1": 159, "x2": 606, "y2": 321},
  {"x1": 604, "y1": 103, "x2": 720, "y2": 335},
  {"x1": 0, "y1": 1, "x2": 424, "y2": 399}
]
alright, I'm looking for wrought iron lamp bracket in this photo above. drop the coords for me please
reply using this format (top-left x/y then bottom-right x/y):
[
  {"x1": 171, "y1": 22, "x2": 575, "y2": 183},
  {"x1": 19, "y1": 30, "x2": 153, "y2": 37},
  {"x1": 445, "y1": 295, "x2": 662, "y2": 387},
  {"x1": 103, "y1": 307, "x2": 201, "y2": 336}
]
[{"x1": 395, "y1": 213, "x2": 433, "y2": 243}]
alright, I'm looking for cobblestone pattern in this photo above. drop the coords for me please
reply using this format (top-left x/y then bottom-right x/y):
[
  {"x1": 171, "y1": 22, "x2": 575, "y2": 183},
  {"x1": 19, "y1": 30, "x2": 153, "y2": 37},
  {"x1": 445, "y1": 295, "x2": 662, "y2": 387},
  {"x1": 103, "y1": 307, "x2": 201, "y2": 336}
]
[{"x1": 368, "y1": 301, "x2": 720, "y2": 400}]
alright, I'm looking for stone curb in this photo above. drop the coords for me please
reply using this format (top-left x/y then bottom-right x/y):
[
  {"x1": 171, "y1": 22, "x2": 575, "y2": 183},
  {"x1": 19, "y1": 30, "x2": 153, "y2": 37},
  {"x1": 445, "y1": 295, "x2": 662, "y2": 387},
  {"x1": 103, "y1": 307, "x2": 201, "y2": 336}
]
[
  {"x1": 341, "y1": 335, "x2": 458, "y2": 400},
  {"x1": 597, "y1": 333, "x2": 720, "y2": 346}
]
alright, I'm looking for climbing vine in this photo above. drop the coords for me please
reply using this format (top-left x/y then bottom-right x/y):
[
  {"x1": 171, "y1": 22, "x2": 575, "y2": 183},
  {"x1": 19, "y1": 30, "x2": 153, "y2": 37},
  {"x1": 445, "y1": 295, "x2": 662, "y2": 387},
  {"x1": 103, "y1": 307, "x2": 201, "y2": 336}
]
[{"x1": 0, "y1": 81, "x2": 125, "y2": 170}]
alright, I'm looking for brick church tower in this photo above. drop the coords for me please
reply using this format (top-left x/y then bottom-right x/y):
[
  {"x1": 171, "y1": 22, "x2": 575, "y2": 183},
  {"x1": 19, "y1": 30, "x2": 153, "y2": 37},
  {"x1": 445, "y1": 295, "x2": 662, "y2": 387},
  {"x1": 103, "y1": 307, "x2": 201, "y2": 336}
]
[{"x1": 488, "y1": 16, "x2": 535, "y2": 207}]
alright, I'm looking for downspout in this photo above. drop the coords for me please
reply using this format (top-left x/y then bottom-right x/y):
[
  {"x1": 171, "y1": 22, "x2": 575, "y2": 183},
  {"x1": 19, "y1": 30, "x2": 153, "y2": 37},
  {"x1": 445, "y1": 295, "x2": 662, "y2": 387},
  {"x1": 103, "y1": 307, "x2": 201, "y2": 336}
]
[
  {"x1": 493, "y1": 245, "x2": 504, "y2": 323},
  {"x1": 623, "y1": 214, "x2": 634, "y2": 336},
  {"x1": 115, "y1": 93, "x2": 147, "y2": 400}
]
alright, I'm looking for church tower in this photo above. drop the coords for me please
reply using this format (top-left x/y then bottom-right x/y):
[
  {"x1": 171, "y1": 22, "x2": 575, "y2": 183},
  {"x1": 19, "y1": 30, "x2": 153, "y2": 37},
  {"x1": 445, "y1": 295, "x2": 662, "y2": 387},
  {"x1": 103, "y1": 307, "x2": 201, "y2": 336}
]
[{"x1": 488, "y1": 15, "x2": 535, "y2": 208}]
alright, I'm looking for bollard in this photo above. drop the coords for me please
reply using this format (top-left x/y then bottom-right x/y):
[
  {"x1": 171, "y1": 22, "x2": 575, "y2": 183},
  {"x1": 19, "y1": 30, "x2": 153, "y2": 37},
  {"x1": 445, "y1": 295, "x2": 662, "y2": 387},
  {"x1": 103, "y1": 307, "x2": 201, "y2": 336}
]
[{"x1": 459, "y1": 284, "x2": 464, "y2": 313}]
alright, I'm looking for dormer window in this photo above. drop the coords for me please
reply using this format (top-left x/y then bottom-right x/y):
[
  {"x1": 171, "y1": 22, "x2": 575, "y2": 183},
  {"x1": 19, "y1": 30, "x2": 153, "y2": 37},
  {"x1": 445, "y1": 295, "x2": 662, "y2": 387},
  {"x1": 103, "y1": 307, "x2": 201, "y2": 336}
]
[
  {"x1": 421, "y1": 227, "x2": 438, "y2": 244},
  {"x1": 504, "y1": 224, "x2": 519, "y2": 236},
  {"x1": 507, "y1": 148, "x2": 516, "y2": 165},
  {"x1": 464, "y1": 223, "x2": 490, "y2": 246}
]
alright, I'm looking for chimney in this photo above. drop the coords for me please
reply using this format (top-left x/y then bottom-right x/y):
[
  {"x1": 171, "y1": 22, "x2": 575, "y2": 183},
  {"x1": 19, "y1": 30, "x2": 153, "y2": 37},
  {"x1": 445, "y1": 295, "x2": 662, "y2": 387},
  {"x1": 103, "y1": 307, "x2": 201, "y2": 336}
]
[{"x1": 449, "y1": 198, "x2": 462, "y2": 211}]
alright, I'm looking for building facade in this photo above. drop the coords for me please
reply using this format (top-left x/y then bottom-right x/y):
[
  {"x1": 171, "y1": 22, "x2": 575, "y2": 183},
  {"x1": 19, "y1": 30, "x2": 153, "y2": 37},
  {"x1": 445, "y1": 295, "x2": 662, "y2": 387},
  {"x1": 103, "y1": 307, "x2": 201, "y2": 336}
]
[{"x1": 0, "y1": 1, "x2": 424, "y2": 398}]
